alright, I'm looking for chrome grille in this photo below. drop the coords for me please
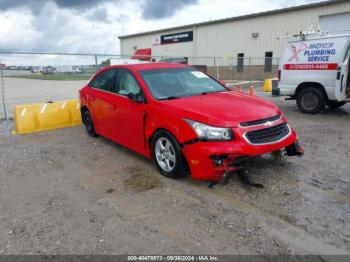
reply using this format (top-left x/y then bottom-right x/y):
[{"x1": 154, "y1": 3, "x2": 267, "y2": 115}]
[
  {"x1": 244, "y1": 123, "x2": 290, "y2": 145},
  {"x1": 240, "y1": 115, "x2": 280, "y2": 127}
]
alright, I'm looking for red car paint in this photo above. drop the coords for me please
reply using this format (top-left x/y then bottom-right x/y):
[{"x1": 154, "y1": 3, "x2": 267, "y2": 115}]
[{"x1": 80, "y1": 63, "x2": 302, "y2": 181}]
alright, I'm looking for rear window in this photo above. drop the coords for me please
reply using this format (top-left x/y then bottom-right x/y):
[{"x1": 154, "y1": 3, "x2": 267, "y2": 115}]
[{"x1": 89, "y1": 69, "x2": 117, "y2": 92}]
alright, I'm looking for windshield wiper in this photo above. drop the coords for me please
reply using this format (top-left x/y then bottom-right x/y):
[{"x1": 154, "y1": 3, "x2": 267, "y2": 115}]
[
  {"x1": 200, "y1": 89, "x2": 227, "y2": 95},
  {"x1": 159, "y1": 91, "x2": 223, "y2": 100},
  {"x1": 158, "y1": 96, "x2": 181, "y2": 100}
]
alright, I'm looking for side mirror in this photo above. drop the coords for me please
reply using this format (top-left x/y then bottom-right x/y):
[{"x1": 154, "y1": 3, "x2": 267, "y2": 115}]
[{"x1": 127, "y1": 93, "x2": 143, "y2": 103}]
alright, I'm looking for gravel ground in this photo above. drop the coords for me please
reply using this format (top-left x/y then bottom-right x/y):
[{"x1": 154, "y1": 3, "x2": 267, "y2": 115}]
[{"x1": 0, "y1": 90, "x2": 349, "y2": 256}]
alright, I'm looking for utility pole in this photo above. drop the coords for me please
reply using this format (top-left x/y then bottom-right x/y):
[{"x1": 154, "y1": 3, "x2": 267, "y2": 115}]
[
  {"x1": 94, "y1": 55, "x2": 98, "y2": 72},
  {"x1": 0, "y1": 59, "x2": 8, "y2": 120}
]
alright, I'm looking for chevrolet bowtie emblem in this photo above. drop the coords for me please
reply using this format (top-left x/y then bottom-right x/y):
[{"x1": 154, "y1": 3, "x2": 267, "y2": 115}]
[{"x1": 264, "y1": 121, "x2": 274, "y2": 126}]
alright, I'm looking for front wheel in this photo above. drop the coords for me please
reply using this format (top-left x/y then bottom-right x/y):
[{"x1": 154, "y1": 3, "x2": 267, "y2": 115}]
[
  {"x1": 327, "y1": 100, "x2": 347, "y2": 109},
  {"x1": 296, "y1": 87, "x2": 326, "y2": 114},
  {"x1": 152, "y1": 130, "x2": 186, "y2": 178}
]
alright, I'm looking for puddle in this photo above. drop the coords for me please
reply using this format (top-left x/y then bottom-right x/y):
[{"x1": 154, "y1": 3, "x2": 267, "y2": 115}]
[
  {"x1": 329, "y1": 191, "x2": 350, "y2": 205},
  {"x1": 123, "y1": 166, "x2": 163, "y2": 192},
  {"x1": 106, "y1": 188, "x2": 114, "y2": 194}
]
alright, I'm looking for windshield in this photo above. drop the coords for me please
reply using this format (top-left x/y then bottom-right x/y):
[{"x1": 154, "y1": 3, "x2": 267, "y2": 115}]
[{"x1": 140, "y1": 68, "x2": 227, "y2": 100}]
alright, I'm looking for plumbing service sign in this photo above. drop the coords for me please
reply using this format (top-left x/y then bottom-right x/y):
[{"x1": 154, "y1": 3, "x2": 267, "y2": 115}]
[{"x1": 284, "y1": 41, "x2": 338, "y2": 70}]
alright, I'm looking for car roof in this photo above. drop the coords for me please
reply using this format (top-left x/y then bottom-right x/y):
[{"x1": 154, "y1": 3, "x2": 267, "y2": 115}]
[{"x1": 106, "y1": 62, "x2": 191, "y2": 71}]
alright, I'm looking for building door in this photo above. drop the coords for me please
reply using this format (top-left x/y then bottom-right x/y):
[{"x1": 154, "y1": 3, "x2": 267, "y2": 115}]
[
  {"x1": 237, "y1": 53, "x2": 244, "y2": 73},
  {"x1": 264, "y1": 52, "x2": 273, "y2": 72},
  {"x1": 320, "y1": 12, "x2": 350, "y2": 34}
]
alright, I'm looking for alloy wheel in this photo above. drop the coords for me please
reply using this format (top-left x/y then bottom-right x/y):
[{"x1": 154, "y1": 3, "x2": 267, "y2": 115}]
[{"x1": 155, "y1": 137, "x2": 176, "y2": 172}]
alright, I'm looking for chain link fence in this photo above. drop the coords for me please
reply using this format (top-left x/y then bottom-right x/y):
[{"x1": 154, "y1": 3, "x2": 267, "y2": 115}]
[{"x1": 0, "y1": 52, "x2": 280, "y2": 120}]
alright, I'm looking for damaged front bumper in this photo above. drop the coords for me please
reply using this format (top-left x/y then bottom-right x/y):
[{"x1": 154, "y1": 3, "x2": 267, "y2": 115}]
[
  {"x1": 181, "y1": 127, "x2": 303, "y2": 182},
  {"x1": 285, "y1": 139, "x2": 304, "y2": 157}
]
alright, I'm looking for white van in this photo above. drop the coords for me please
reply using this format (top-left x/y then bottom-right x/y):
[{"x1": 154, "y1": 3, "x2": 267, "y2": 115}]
[{"x1": 277, "y1": 34, "x2": 350, "y2": 113}]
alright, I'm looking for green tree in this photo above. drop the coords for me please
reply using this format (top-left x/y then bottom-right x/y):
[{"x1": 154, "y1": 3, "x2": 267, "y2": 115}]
[{"x1": 100, "y1": 59, "x2": 111, "y2": 67}]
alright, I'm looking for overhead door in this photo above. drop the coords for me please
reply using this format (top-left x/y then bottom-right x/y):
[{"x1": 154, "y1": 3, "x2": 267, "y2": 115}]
[{"x1": 319, "y1": 12, "x2": 350, "y2": 34}]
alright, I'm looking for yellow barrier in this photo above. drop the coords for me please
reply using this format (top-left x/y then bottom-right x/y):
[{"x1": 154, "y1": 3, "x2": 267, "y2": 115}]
[
  {"x1": 14, "y1": 99, "x2": 82, "y2": 135},
  {"x1": 263, "y1": 78, "x2": 278, "y2": 92}
]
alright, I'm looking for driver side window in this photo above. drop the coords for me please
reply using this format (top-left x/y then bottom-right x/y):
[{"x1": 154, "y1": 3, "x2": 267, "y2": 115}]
[{"x1": 116, "y1": 70, "x2": 141, "y2": 96}]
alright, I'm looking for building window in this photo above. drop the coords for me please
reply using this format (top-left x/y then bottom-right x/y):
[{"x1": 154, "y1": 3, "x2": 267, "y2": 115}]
[
  {"x1": 265, "y1": 52, "x2": 273, "y2": 72},
  {"x1": 237, "y1": 53, "x2": 244, "y2": 73},
  {"x1": 184, "y1": 57, "x2": 188, "y2": 64}
]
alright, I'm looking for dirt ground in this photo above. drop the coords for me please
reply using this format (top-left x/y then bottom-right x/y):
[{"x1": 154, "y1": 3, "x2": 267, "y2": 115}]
[{"x1": 0, "y1": 91, "x2": 350, "y2": 256}]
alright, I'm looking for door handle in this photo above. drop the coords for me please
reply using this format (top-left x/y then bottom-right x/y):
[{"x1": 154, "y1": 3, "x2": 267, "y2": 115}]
[{"x1": 340, "y1": 75, "x2": 344, "y2": 93}]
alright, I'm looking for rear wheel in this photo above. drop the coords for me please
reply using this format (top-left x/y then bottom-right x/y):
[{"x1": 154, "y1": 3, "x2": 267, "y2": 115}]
[
  {"x1": 327, "y1": 100, "x2": 347, "y2": 109},
  {"x1": 152, "y1": 130, "x2": 186, "y2": 178},
  {"x1": 83, "y1": 110, "x2": 98, "y2": 137},
  {"x1": 296, "y1": 87, "x2": 326, "y2": 114}
]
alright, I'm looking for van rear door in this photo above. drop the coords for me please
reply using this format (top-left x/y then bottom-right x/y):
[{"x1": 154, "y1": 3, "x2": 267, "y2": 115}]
[{"x1": 335, "y1": 45, "x2": 350, "y2": 100}]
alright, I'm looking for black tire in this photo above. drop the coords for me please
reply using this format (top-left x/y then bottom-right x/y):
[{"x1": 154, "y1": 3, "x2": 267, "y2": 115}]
[
  {"x1": 151, "y1": 130, "x2": 186, "y2": 178},
  {"x1": 83, "y1": 110, "x2": 98, "y2": 137},
  {"x1": 296, "y1": 87, "x2": 326, "y2": 114},
  {"x1": 327, "y1": 100, "x2": 347, "y2": 109}
]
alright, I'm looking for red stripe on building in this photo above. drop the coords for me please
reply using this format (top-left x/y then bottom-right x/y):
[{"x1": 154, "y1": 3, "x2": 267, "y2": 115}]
[{"x1": 283, "y1": 63, "x2": 338, "y2": 70}]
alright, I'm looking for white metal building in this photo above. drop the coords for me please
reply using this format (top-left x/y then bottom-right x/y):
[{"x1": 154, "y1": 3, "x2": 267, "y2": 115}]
[{"x1": 119, "y1": 0, "x2": 350, "y2": 60}]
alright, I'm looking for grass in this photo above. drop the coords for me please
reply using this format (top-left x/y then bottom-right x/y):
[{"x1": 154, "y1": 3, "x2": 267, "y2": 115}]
[
  {"x1": 123, "y1": 167, "x2": 163, "y2": 192},
  {"x1": 8, "y1": 73, "x2": 93, "y2": 81}
]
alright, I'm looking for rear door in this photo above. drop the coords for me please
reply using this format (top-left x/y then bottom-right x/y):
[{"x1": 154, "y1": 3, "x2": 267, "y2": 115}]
[
  {"x1": 335, "y1": 44, "x2": 350, "y2": 101},
  {"x1": 87, "y1": 69, "x2": 118, "y2": 136}
]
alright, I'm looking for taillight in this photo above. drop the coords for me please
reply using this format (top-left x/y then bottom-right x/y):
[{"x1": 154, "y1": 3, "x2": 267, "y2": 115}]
[{"x1": 277, "y1": 69, "x2": 281, "y2": 81}]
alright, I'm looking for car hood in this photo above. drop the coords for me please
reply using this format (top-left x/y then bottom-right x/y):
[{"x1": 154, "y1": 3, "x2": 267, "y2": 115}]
[{"x1": 157, "y1": 91, "x2": 280, "y2": 127}]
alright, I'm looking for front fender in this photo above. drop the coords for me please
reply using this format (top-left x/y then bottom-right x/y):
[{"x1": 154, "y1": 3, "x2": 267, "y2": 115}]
[{"x1": 145, "y1": 108, "x2": 197, "y2": 147}]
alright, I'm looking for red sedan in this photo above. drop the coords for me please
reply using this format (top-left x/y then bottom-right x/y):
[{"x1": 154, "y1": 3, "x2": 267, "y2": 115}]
[{"x1": 79, "y1": 63, "x2": 303, "y2": 184}]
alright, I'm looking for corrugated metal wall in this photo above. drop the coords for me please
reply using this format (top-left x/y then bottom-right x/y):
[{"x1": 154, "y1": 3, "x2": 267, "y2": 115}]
[{"x1": 120, "y1": 1, "x2": 350, "y2": 59}]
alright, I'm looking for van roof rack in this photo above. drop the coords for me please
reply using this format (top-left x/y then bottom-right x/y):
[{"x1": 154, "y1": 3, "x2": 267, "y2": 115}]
[{"x1": 277, "y1": 27, "x2": 350, "y2": 41}]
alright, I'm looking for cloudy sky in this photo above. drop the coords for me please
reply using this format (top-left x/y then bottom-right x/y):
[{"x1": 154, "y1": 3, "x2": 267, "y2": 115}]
[{"x1": 0, "y1": 0, "x2": 326, "y2": 55}]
